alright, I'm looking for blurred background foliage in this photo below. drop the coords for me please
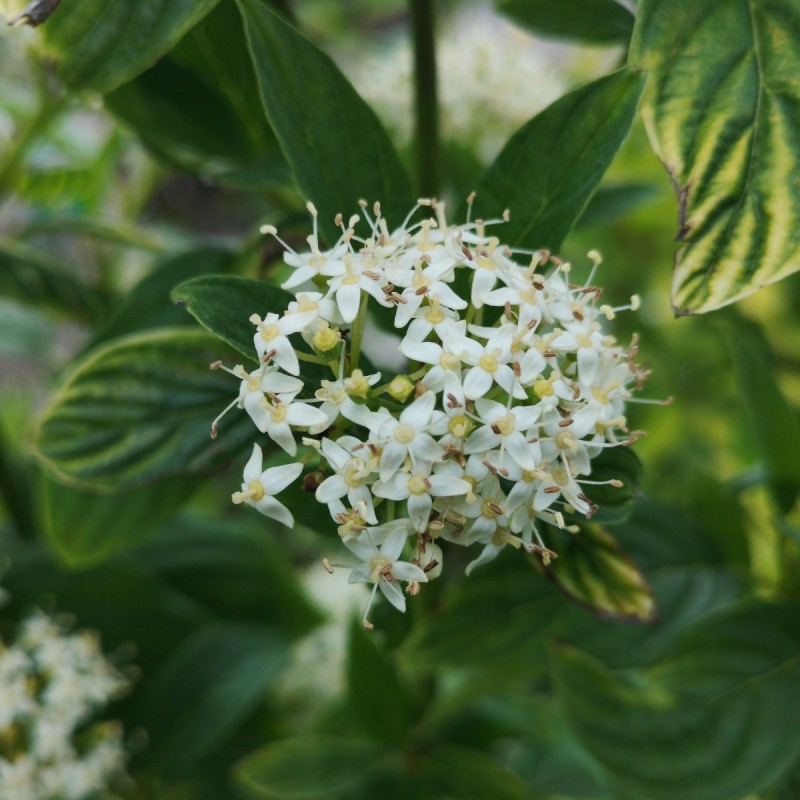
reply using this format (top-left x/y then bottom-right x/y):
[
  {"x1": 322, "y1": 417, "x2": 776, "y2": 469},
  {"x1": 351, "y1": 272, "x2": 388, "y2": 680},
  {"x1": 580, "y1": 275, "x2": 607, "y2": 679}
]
[{"x1": 1, "y1": 0, "x2": 799, "y2": 798}]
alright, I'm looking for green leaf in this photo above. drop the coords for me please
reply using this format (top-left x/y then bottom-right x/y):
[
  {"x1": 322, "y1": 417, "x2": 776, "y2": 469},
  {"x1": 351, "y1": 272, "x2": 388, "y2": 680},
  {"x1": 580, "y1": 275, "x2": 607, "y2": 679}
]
[
  {"x1": 20, "y1": 215, "x2": 166, "y2": 252},
  {"x1": 724, "y1": 319, "x2": 800, "y2": 513},
  {"x1": 575, "y1": 182, "x2": 661, "y2": 229},
  {"x1": 419, "y1": 745, "x2": 533, "y2": 800},
  {"x1": 474, "y1": 67, "x2": 646, "y2": 253},
  {"x1": 0, "y1": 236, "x2": 104, "y2": 321},
  {"x1": 551, "y1": 601, "x2": 800, "y2": 800},
  {"x1": 497, "y1": 0, "x2": 634, "y2": 45},
  {"x1": 34, "y1": 328, "x2": 254, "y2": 489},
  {"x1": 171, "y1": 275, "x2": 294, "y2": 363},
  {"x1": 582, "y1": 445, "x2": 642, "y2": 524},
  {"x1": 2, "y1": 550, "x2": 206, "y2": 673},
  {"x1": 236, "y1": 0, "x2": 413, "y2": 243},
  {"x1": 39, "y1": 0, "x2": 222, "y2": 93},
  {"x1": 630, "y1": 0, "x2": 800, "y2": 314},
  {"x1": 105, "y1": 57, "x2": 258, "y2": 173},
  {"x1": 104, "y1": 2, "x2": 290, "y2": 191},
  {"x1": 138, "y1": 623, "x2": 289, "y2": 775},
  {"x1": 93, "y1": 248, "x2": 236, "y2": 348},
  {"x1": 135, "y1": 514, "x2": 322, "y2": 637},
  {"x1": 41, "y1": 472, "x2": 197, "y2": 567},
  {"x1": 236, "y1": 736, "x2": 387, "y2": 799},
  {"x1": 346, "y1": 618, "x2": 415, "y2": 744},
  {"x1": 542, "y1": 523, "x2": 656, "y2": 622},
  {"x1": 403, "y1": 551, "x2": 560, "y2": 674}
]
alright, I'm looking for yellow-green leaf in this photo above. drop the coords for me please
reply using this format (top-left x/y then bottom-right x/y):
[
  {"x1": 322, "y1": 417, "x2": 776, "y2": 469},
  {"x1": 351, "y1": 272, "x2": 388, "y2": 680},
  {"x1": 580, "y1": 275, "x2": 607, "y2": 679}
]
[
  {"x1": 630, "y1": 0, "x2": 800, "y2": 314},
  {"x1": 541, "y1": 523, "x2": 656, "y2": 623}
]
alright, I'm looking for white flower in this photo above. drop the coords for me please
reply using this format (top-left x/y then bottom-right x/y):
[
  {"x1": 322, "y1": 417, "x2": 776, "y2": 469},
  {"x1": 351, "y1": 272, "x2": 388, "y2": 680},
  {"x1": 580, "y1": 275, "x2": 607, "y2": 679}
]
[
  {"x1": 464, "y1": 397, "x2": 541, "y2": 471},
  {"x1": 250, "y1": 312, "x2": 303, "y2": 375},
  {"x1": 455, "y1": 323, "x2": 524, "y2": 400},
  {"x1": 362, "y1": 391, "x2": 444, "y2": 481},
  {"x1": 232, "y1": 444, "x2": 303, "y2": 526},
  {"x1": 342, "y1": 521, "x2": 427, "y2": 626},
  {"x1": 373, "y1": 464, "x2": 471, "y2": 533},
  {"x1": 315, "y1": 436, "x2": 378, "y2": 525},
  {"x1": 257, "y1": 395, "x2": 328, "y2": 456}
]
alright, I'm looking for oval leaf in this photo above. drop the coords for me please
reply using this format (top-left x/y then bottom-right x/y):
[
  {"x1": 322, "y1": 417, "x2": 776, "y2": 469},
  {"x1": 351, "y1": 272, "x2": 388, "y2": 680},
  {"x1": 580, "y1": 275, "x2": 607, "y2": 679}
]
[
  {"x1": 34, "y1": 328, "x2": 254, "y2": 489},
  {"x1": 551, "y1": 601, "x2": 800, "y2": 800},
  {"x1": 39, "y1": 0, "x2": 222, "y2": 93},
  {"x1": 41, "y1": 472, "x2": 197, "y2": 567},
  {"x1": 236, "y1": 736, "x2": 387, "y2": 799},
  {"x1": 497, "y1": 0, "x2": 634, "y2": 45},
  {"x1": 347, "y1": 618, "x2": 415, "y2": 745},
  {"x1": 420, "y1": 745, "x2": 533, "y2": 800},
  {"x1": 541, "y1": 523, "x2": 656, "y2": 623},
  {"x1": 630, "y1": 0, "x2": 800, "y2": 314},
  {"x1": 171, "y1": 275, "x2": 294, "y2": 363},
  {"x1": 236, "y1": 0, "x2": 413, "y2": 243},
  {"x1": 473, "y1": 67, "x2": 646, "y2": 253},
  {"x1": 138, "y1": 623, "x2": 289, "y2": 775}
]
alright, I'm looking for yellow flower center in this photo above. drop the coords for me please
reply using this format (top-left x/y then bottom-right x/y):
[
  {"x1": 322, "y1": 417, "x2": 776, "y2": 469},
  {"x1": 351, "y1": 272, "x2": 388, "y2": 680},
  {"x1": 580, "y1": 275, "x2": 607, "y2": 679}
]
[
  {"x1": 407, "y1": 474, "x2": 430, "y2": 495},
  {"x1": 448, "y1": 414, "x2": 472, "y2": 439},
  {"x1": 260, "y1": 324, "x2": 280, "y2": 342},
  {"x1": 555, "y1": 431, "x2": 578, "y2": 452},
  {"x1": 394, "y1": 424, "x2": 415, "y2": 444},
  {"x1": 494, "y1": 413, "x2": 516, "y2": 437},
  {"x1": 479, "y1": 353, "x2": 498, "y2": 373},
  {"x1": 343, "y1": 459, "x2": 368, "y2": 488}
]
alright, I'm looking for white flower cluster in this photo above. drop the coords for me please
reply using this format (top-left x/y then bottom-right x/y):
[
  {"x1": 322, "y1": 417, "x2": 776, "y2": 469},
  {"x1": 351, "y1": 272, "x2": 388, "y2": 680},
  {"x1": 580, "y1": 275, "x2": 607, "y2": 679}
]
[
  {"x1": 0, "y1": 610, "x2": 129, "y2": 800},
  {"x1": 214, "y1": 197, "x2": 650, "y2": 628}
]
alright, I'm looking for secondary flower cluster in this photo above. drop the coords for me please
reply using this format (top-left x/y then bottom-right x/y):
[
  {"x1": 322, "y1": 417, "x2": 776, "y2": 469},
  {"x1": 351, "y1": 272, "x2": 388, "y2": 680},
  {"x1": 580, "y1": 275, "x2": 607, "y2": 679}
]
[
  {"x1": 213, "y1": 198, "x2": 648, "y2": 628},
  {"x1": 0, "y1": 610, "x2": 129, "y2": 799}
]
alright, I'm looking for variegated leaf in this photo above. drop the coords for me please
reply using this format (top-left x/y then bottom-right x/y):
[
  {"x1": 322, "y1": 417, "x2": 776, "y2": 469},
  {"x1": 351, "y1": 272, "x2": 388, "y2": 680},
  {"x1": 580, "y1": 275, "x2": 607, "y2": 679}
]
[{"x1": 630, "y1": 0, "x2": 800, "y2": 314}]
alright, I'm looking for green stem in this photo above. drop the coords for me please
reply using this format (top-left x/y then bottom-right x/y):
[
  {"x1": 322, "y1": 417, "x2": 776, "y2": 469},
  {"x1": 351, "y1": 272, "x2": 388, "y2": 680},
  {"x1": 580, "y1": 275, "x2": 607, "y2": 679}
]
[
  {"x1": 409, "y1": 0, "x2": 440, "y2": 197},
  {"x1": 0, "y1": 94, "x2": 66, "y2": 197},
  {"x1": 296, "y1": 350, "x2": 331, "y2": 367},
  {"x1": 348, "y1": 293, "x2": 369, "y2": 374}
]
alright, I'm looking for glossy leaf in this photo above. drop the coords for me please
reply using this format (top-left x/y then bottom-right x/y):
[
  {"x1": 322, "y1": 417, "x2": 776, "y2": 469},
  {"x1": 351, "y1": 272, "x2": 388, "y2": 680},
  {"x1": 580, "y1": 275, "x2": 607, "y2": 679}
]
[
  {"x1": 41, "y1": 473, "x2": 197, "y2": 567},
  {"x1": 237, "y1": 0, "x2": 413, "y2": 243},
  {"x1": 171, "y1": 275, "x2": 294, "y2": 363},
  {"x1": 236, "y1": 736, "x2": 387, "y2": 799},
  {"x1": 551, "y1": 601, "x2": 800, "y2": 800},
  {"x1": 34, "y1": 329, "x2": 254, "y2": 489},
  {"x1": 497, "y1": 0, "x2": 634, "y2": 44},
  {"x1": 542, "y1": 523, "x2": 656, "y2": 622},
  {"x1": 0, "y1": 236, "x2": 104, "y2": 321},
  {"x1": 474, "y1": 68, "x2": 646, "y2": 253},
  {"x1": 725, "y1": 320, "x2": 800, "y2": 513},
  {"x1": 39, "y1": 0, "x2": 221, "y2": 93},
  {"x1": 138, "y1": 623, "x2": 289, "y2": 775},
  {"x1": 630, "y1": 0, "x2": 800, "y2": 314},
  {"x1": 347, "y1": 618, "x2": 415, "y2": 744}
]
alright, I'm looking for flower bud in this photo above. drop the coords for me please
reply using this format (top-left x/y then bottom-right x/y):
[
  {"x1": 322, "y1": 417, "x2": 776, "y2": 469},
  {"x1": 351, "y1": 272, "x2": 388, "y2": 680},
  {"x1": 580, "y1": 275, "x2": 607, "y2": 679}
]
[{"x1": 386, "y1": 375, "x2": 414, "y2": 402}]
